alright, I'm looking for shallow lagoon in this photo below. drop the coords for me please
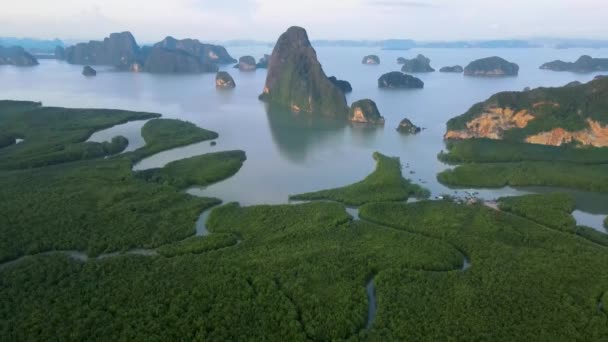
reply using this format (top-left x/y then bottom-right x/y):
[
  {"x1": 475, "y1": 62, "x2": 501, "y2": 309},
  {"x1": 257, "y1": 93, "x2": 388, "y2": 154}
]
[{"x1": 1, "y1": 46, "x2": 607, "y2": 230}]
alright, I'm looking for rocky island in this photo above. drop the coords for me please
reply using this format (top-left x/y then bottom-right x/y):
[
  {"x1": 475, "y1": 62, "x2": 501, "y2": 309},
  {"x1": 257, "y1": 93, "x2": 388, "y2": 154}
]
[
  {"x1": 464, "y1": 56, "x2": 519, "y2": 76},
  {"x1": 65, "y1": 32, "x2": 140, "y2": 69},
  {"x1": 140, "y1": 46, "x2": 218, "y2": 73},
  {"x1": 540, "y1": 55, "x2": 608, "y2": 73},
  {"x1": 0, "y1": 46, "x2": 39, "y2": 66},
  {"x1": 63, "y1": 32, "x2": 235, "y2": 74},
  {"x1": 444, "y1": 77, "x2": 608, "y2": 147},
  {"x1": 82, "y1": 65, "x2": 97, "y2": 76},
  {"x1": 256, "y1": 54, "x2": 270, "y2": 69},
  {"x1": 328, "y1": 76, "x2": 352, "y2": 93},
  {"x1": 397, "y1": 118, "x2": 421, "y2": 134},
  {"x1": 349, "y1": 99, "x2": 385, "y2": 124},
  {"x1": 378, "y1": 72, "x2": 424, "y2": 89},
  {"x1": 400, "y1": 54, "x2": 435, "y2": 73},
  {"x1": 440, "y1": 65, "x2": 464, "y2": 73},
  {"x1": 259, "y1": 26, "x2": 349, "y2": 117},
  {"x1": 235, "y1": 56, "x2": 256, "y2": 71},
  {"x1": 362, "y1": 55, "x2": 380, "y2": 65},
  {"x1": 216, "y1": 71, "x2": 236, "y2": 89}
]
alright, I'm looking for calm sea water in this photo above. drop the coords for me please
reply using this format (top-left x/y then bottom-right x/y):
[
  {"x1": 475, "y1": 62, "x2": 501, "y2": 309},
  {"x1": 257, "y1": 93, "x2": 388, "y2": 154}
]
[{"x1": 1, "y1": 46, "x2": 607, "y2": 230}]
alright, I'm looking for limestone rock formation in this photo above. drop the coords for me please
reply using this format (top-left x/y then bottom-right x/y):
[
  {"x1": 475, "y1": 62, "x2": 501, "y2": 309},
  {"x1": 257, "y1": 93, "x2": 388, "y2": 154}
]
[
  {"x1": 256, "y1": 54, "x2": 270, "y2": 69},
  {"x1": 328, "y1": 76, "x2": 352, "y2": 93},
  {"x1": 82, "y1": 65, "x2": 97, "y2": 76},
  {"x1": 540, "y1": 55, "x2": 608, "y2": 73},
  {"x1": 153, "y1": 36, "x2": 236, "y2": 65},
  {"x1": 216, "y1": 71, "x2": 236, "y2": 89},
  {"x1": 259, "y1": 26, "x2": 349, "y2": 117},
  {"x1": 362, "y1": 55, "x2": 380, "y2": 65},
  {"x1": 378, "y1": 72, "x2": 424, "y2": 89},
  {"x1": 464, "y1": 57, "x2": 519, "y2": 76},
  {"x1": 140, "y1": 47, "x2": 218, "y2": 74},
  {"x1": 444, "y1": 77, "x2": 608, "y2": 147},
  {"x1": 400, "y1": 54, "x2": 435, "y2": 73},
  {"x1": 235, "y1": 56, "x2": 256, "y2": 71},
  {"x1": 440, "y1": 65, "x2": 464, "y2": 73},
  {"x1": 397, "y1": 57, "x2": 407, "y2": 64},
  {"x1": 397, "y1": 118, "x2": 421, "y2": 134},
  {"x1": 65, "y1": 32, "x2": 140, "y2": 69},
  {"x1": 349, "y1": 99, "x2": 385, "y2": 124},
  {"x1": 54, "y1": 46, "x2": 65, "y2": 60},
  {"x1": 0, "y1": 46, "x2": 38, "y2": 66}
]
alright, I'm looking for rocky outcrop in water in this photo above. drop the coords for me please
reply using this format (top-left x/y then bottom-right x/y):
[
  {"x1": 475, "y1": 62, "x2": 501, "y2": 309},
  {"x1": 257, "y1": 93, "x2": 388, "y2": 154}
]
[
  {"x1": 82, "y1": 65, "x2": 97, "y2": 76},
  {"x1": 65, "y1": 32, "x2": 140, "y2": 69},
  {"x1": 256, "y1": 54, "x2": 270, "y2": 69},
  {"x1": 445, "y1": 77, "x2": 608, "y2": 147},
  {"x1": 400, "y1": 54, "x2": 435, "y2": 73},
  {"x1": 440, "y1": 65, "x2": 464, "y2": 73},
  {"x1": 397, "y1": 118, "x2": 421, "y2": 134},
  {"x1": 397, "y1": 57, "x2": 407, "y2": 64},
  {"x1": 0, "y1": 46, "x2": 38, "y2": 66},
  {"x1": 378, "y1": 72, "x2": 424, "y2": 89},
  {"x1": 464, "y1": 57, "x2": 519, "y2": 76},
  {"x1": 328, "y1": 76, "x2": 352, "y2": 93},
  {"x1": 63, "y1": 33, "x2": 235, "y2": 74},
  {"x1": 235, "y1": 56, "x2": 256, "y2": 71},
  {"x1": 349, "y1": 99, "x2": 385, "y2": 124},
  {"x1": 140, "y1": 47, "x2": 218, "y2": 74},
  {"x1": 54, "y1": 46, "x2": 65, "y2": 60},
  {"x1": 362, "y1": 55, "x2": 380, "y2": 65},
  {"x1": 259, "y1": 26, "x2": 348, "y2": 117},
  {"x1": 216, "y1": 71, "x2": 236, "y2": 89},
  {"x1": 153, "y1": 36, "x2": 236, "y2": 65},
  {"x1": 540, "y1": 55, "x2": 608, "y2": 73}
]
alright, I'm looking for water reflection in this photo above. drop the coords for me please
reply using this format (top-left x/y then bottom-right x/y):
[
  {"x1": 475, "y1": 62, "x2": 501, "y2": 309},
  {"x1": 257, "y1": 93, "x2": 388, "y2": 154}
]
[{"x1": 265, "y1": 103, "x2": 347, "y2": 163}]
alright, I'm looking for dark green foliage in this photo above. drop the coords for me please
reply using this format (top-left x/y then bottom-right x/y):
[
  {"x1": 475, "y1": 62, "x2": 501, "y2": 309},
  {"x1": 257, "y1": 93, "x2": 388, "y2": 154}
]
[
  {"x1": 576, "y1": 226, "x2": 608, "y2": 247},
  {"x1": 446, "y1": 77, "x2": 608, "y2": 135},
  {"x1": 358, "y1": 200, "x2": 608, "y2": 340},
  {"x1": 0, "y1": 100, "x2": 159, "y2": 169},
  {"x1": 605, "y1": 217, "x2": 608, "y2": 229},
  {"x1": 290, "y1": 152, "x2": 429, "y2": 205},
  {"x1": 498, "y1": 193, "x2": 576, "y2": 232},
  {"x1": 439, "y1": 138, "x2": 608, "y2": 164},
  {"x1": 0, "y1": 134, "x2": 16, "y2": 148},
  {"x1": 349, "y1": 99, "x2": 385, "y2": 124},
  {"x1": 157, "y1": 234, "x2": 238, "y2": 257},
  {"x1": 127, "y1": 118, "x2": 218, "y2": 161},
  {"x1": 437, "y1": 161, "x2": 608, "y2": 193},
  {"x1": 135, "y1": 150, "x2": 246, "y2": 188},
  {"x1": 260, "y1": 26, "x2": 349, "y2": 117},
  {"x1": 0, "y1": 158, "x2": 219, "y2": 262}
]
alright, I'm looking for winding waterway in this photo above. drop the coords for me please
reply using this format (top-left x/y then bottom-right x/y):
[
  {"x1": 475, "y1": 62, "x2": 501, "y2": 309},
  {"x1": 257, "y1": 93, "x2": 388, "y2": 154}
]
[{"x1": 2, "y1": 46, "x2": 608, "y2": 231}]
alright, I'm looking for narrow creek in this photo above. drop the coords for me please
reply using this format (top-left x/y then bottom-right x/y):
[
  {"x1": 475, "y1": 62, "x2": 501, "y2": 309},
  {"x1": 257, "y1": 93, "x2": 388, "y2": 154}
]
[{"x1": 366, "y1": 278, "x2": 377, "y2": 330}]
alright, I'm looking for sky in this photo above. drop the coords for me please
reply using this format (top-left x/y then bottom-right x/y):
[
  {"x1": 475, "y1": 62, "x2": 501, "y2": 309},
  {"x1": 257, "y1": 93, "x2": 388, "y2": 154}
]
[{"x1": 1, "y1": 0, "x2": 608, "y2": 43}]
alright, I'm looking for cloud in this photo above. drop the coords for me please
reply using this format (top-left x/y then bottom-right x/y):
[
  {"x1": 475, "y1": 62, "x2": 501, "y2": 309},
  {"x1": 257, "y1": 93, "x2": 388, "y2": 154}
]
[{"x1": 368, "y1": 0, "x2": 436, "y2": 8}]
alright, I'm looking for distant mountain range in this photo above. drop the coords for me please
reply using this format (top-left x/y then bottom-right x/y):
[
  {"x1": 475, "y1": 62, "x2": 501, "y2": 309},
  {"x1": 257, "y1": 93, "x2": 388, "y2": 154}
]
[{"x1": 3, "y1": 36, "x2": 608, "y2": 53}]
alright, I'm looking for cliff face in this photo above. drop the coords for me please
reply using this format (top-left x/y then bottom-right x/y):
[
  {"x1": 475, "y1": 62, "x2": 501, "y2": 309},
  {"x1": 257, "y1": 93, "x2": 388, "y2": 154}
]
[
  {"x1": 0, "y1": 46, "x2": 38, "y2": 66},
  {"x1": 65, "y1": 32, "x2": 139, "y2": 69},
  {"x1": 349, "y1": 99, "x2": 385, "y2": 124},
  {"x1": 445, "y1": 77, "x2": 608, "y2": 147},
  {"x1": 378, "y1": 72, "x2": 424, "y2": 89},
  {"x1": 260, "y1": 26, "x2": 349, "y2": 117},
  {"x1": 445, "y1": 107, "x2": 535, "y2": 140}
]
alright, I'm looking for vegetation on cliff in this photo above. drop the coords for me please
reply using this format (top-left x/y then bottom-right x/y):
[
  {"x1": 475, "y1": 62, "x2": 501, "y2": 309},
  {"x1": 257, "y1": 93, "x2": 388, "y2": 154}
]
[
  {"x1": 0, "y1": 45, "x2": 39, "y2": 66},
  {"x1": 259, "y1": 26, "x2": 349, "y2": 117},
  {"x1": 349, "y1": 99, "x2": 385, "y2": 124},
  {"x1": 378, "y1": 72, "x2": 424, "y2": 89},
  {"x1": 400, "y1": 54, "x2": 435, "y2": 73}
]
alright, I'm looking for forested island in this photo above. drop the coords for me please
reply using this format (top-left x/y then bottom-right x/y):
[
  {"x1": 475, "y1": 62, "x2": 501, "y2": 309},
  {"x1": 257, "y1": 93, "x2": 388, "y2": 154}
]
[{"x1": 440, "y1": 77, "x2": 608, "y2": 192}]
